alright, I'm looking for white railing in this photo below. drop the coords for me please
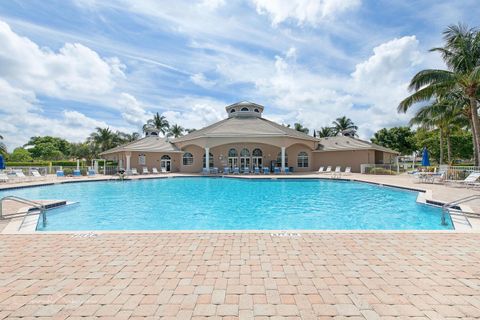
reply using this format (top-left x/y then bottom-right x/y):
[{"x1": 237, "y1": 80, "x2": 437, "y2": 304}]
[
  {"x1": 4, "y1": 165, "x2": 119, "y2": 176},
  {"x1": 360, "y1": 163, "x2": 480, "y2": 180},
  {"x1": 445, "y1": 166, "x2": 480, "y2": 181},
  {"x1": 360, "y1": 164, "x2": 401, "y2": 175}
]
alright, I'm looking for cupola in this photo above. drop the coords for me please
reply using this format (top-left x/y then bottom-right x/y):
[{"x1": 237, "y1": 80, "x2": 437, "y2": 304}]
[{"x1": 225, "y1": 101, "x2": 264, "y2": 118}]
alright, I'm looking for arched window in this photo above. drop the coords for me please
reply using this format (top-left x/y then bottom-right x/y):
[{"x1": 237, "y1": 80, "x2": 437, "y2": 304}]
[
  {"x1": 240, "y1": 148, "x2": 250, "y2": 157},
  {"x1": 230, "y1": 109, "x2": 236, "y2": 113},
  {"x1": 161, "y1": 155, "x2": 171, "y2": 160},
  {"x1": 138, "y1": 154, "x2": 146, "y2": 165},
  {"x1": 203, "y1": 152, "x2": 214, "y2": 168},
  {"x1": 150, "y1": 131, "x2": 158, "y2": 136},
  {"x1": 240, "y1": 107, "x2": 249, "y2": 111},
  {"x1": 254, "y1": 108, "x2": 259, "y2": 113},
  {"x1": 182, "y1": 152, "x2": 193, "y2": 165},
  {"x1": 297, "y1": 152, "x2": 309, "y2": 168},
  {"x1": 228, "y1": 148, "x2": 238, "y2": 157},
  {"x1": 252, "y1": 148, "x2": 262, "y2": 156}
]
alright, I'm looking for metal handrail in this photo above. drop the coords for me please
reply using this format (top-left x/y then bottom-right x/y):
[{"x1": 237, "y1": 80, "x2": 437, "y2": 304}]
[
  {"x1": 441, "y1": 195, "x2": 480, "y2": 226},
  {"x1": 0, "y1": 196, "x2": 47, "y2": 227}
]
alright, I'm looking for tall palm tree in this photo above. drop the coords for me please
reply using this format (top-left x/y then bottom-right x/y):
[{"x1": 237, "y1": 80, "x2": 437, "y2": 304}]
[
  {"x1": 0, "y1": 135, "x2": 6, "y2": 156},
  {"x1": 116, "y1": 131, "x2": 140, "y2": 143},
  {"x1": 143, "y1": 113, "x2": 170, "y2": 135},
  {"x1": 88, "y1": 127, "x2": 117, "y2": 152},
  {"x1": 398, "y1": 24, "x2": 480, "y2": 164},
  {"x1": 332, "y1": 116, "x2": 358, "y2": 136},
  {"x1": 410, "y1": 98, "x2": 463, "y2": 164},
  {"x1": 168, "y1": 124, "x2": 185, "y2": 138},
  {"x1": 293, "y1": 123, "x2": 309, "y2": 134},
  {"x1": 317, "y1": 127, "x2": 336, "y2": 138}
]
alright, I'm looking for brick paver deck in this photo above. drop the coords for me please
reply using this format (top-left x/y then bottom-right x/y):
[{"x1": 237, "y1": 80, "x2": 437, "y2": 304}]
[{"x1": 1, "y1": 232, "x2": 480, "y2": 319}]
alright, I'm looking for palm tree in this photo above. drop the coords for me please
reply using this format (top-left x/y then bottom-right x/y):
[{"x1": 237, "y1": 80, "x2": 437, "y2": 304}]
[
  {"x1": 398, "y1": 24, "x2": 480, "y2": 164},
  {"x1": 332, "y1": 116, "x2": 358, "y2": 136},
  {"x1": 317, "y1": 127, "x2": 336, "y2": 138},
  {"x1": 410, "y1": 98, "x2": 464, "y2": 164},
  {"x1": 293, "y1": 123, "x2": 309, "y2": 134},
  {"x1": 0, "y1": 135, "x2": 6, "y2": 156},
  {"x1": 87, "y1": 127, "x2": 117, "y2": 152},
  {"x1": 168, "y1": 124, "x2": 185, "y2": 138},
  {"x1": 185, "y1": 128, "x2": 196, "y2": 134},
  {"x1": 143, "y1": 113, "x2": 170, "y2": 135},
  {"x1": 116, "y1": 131, "x2": 140, "y2": 143}
]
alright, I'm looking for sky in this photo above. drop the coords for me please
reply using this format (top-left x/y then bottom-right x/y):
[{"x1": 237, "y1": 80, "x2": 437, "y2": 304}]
[{"x1": 0, "y1": 0, "x2": 479, "y2": 150}]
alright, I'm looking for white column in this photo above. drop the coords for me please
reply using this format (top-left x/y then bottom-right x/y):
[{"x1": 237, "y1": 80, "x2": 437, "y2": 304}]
[
  {"x1": 126, "y1": 152, "x2": 131, "y2": 174},
  {"x1": 205, "y1": 147, "x2": 210, "y2": 173},
  {"x1": 281, "y1": 147, "x2": 286, "y2": 172}
]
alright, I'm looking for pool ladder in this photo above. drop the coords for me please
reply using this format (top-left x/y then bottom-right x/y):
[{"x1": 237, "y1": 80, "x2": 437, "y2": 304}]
[
  {"x1": 441, "y1": 195, "x2": 480, "y2": 227},
  {"x1": 0, "y1": 196, "x2": 47, "y2": 227}
]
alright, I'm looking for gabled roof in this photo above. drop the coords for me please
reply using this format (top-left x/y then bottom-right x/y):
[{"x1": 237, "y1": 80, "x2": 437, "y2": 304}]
[
  {"x1": 315, "y1": 136, "x2": 399, "y2": 154},
  {"x1": 99, "y1": 136, "x2": 181, "y2": 155},
  {"x1": 172, "y1": 116, "x2": 318, "y2": 143}
]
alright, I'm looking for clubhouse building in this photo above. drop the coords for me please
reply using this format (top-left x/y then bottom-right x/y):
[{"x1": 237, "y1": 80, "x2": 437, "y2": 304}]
[{"x1": 100, "y1": 101, "x2": 398, "y2": 173}]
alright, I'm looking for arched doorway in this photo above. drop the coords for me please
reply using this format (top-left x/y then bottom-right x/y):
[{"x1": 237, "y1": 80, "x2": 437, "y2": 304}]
[
  {"x1": 252, "y1": 148, "x2": 263, "y2": 168},
  {"x1": 228, "y1": 148, "x2": 238, "y2": 169},
  {"x1": 160, "y1": 155, "x2": 171, "y2": 172},
  {"x1": 240, "y1": 148, "x2": 250, "y2": 170}
]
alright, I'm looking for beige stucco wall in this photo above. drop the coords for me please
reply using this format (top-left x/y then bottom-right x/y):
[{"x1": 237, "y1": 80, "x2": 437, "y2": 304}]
[
  {"x1": 103, "y1": 151, "x2": 181, "y2": 172},
  {"x1": 313, "y1": 150, "x2": 375, "y2": 173}
]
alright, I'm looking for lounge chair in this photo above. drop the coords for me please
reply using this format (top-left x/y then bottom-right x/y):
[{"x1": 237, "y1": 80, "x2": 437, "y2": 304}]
[
  {"x1": 274, "y1": 167, "x2": 280, "y2": 174},
  {"x1": 211, "y1": 167, "x2": 219, "y2": 174},
  {"x1": 161, "y1": 167, "x2": 167, "y2": 173},
  {"x1": 332, "y1": 166, "x2": 342, "y2": 178},
  {"x1": 324, "y1": 166, "x2": 332, "y2": 174},
  {"x1": 142, "y1": 167, "x2": 150, "y2": 174},
  {"x1": 73, "y1": 169, "x2": 81, "y2": 177},
  {"x1": 233, "y1": 167, "x2": 240, "y2": 174},
  {"x1": 87, "y1": 169, "x2": 96, "y2": 176},
  {"x1": 449, "y1": 172, "x2": 480, "y2": 188},
  {"x1": 344, "y1": 167, "x2": 351, "y2": 175},
  {"x1": 0, "y1": 173, "x2": 8, "y2": 183},
  {"x1": 284, "y1": 167, "x2": 290, "y2": 174},
  {"x1": 56, "y1": 170, "x2": 65, "y2": 177},
  {"x1": 202, "y1": 168, "x2": 210, "y2": 174},
  {"x1": 130, "y1": 168, "x2": 138, "y2": 175},
  {"x1": 254, "y1": 167, "x2": 260, "y2": 174},
  {"x1": 152, "y1": 168, "x2": 159, "y2": 174},
  {"x1": 223, "y1": 167, "x2": 230, "y2": 174},
  {"x1": 31, "y1": 170, "x2": 44, "y2": 179},
  {"x1": 317, "y1": 166, "x2": 325, "y2": 174},
  {"x1": 243, "y1": 167, "x2": 250, "y2": 174},
  {"x1": 263, "y1": 167, "x2": 270, "y2": 174}
]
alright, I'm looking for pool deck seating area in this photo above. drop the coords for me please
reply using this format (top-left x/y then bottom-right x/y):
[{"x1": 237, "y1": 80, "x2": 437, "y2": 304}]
[{"x1": 1, "y1": 173, "x2": 480, "y2": 318}]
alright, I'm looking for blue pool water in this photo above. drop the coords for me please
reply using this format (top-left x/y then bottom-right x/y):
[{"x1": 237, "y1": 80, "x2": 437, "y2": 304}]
[{"x1": 0, "y1": 178, "x2": 452, "y2": 230}]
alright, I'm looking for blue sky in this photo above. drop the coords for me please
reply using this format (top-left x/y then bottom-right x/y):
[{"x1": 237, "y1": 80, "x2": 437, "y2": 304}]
[{"x1": 0, "y1": 0, "x2": 479, "y2": 149}]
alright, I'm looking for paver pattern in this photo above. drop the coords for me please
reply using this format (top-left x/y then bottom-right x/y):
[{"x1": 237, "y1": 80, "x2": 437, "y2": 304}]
[{"x1": 1, "y1": 232, "x2": 480, "y2": 319}]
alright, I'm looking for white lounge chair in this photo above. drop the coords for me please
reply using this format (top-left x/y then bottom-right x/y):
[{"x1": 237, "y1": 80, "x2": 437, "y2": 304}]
[
  {"x1": 161, "y1": 167, "x2": 167, "y2": 173},
  {"x1": 344, "y1": 167, "x2": 351, "y2": 175},
  {"x1": 31, "y1": 170, "x2": 45, "y2": 180},
  {"x1": 142, "y1": 167, "x2": 150, "y2": 174},
  {"x1": 450, "y1": 172, "x2": 480, "y2": 188},
  {"x1": 332, "y1": 166, "x2": 342, "y2": 178},
  {"x1": 14, "y1": 170, "x2": 30, "y2": 182},
  {"x1": 152, "y1": 168, "x2": 159, "y2": 174},
  {"x1": 0, "y1": 173, "x2": 8, "y2": 183},
  {"x1": 130, "y1": 168, "x2": 139, "y2": 175},
  {"x1": 324, "y1": 166, "x2": 332, "y2": 174},
  {"x1": 317, "y1": 166, "x2": 325, "y2": 174}
]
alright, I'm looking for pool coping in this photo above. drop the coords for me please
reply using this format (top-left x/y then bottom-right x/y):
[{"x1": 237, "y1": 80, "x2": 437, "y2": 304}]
[{"x1": 1, "y1": 175, "x2": 478, "y2": 234}]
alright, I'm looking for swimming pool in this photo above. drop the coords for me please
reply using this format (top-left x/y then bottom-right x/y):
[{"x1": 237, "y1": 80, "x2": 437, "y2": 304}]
[{"x1": 0, "y1": 177, "x2": 452, "y2": 231}]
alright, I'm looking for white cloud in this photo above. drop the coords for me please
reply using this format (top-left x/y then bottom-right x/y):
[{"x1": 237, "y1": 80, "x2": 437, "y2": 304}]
[
  {"x1": 190, "y1": 73, "x2": 217, "y2": 88},
  {"x1": 0, "y1": 21, "x2": 125, "y2": 101},
  {"x1": 117, "y1": 93, "x2": 152, "y2": 127},
  {"x1": 198, "y1": 0, "x2": 225, "y2": 10},
  {"x1": 252, "y1": 0, "x2": 361, "y2": 26}
]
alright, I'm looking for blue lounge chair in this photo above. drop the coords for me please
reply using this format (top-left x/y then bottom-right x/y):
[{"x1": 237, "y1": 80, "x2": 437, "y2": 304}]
[
  {"x1": 56, "y1": 170, "x2": 64, "y2": 177},
  {"x1": 284, "y1": 167, "x2": 290, "y2": 174},
  {"x1": 254, "y1": 167, "x2": 260, "y2": 174},
  {"x1": 87, "y1": 169, "x2": 96, "y2": 176},
  {"x1": 263, "y1": 167, "x2": 270, "y2": 174},
  {"x1": 202, "y1": 168, "x2": 210, "y2": 174},
  {"x1": 223, "y1": 167, "x2": 230, "y2": 174},
  {"x1": 233, "y1": 167, "x2": 240, "y2": 174},
  {"x1": 73, "y1": 169, "x2": 81, "y2": 177},
  {"x1": 274, "y1": 167, "x2": 280, "y2": 174},
  {"x1": 243, "y1": 167, "x2": 250, "y2": 174},
  {"x1": 211, "y1": 167, "x2": 219, "y2": 174}
]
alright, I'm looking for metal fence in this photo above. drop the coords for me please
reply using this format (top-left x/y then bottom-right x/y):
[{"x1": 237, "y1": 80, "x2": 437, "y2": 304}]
[
  {"x1": 4, "y1": 165, "x2": 119, "y2": 176},
  {"x1": 360, "y1": 163, "x2": 480, "y2": 180},
  {"x1": 445, "y1": 166, "x2": 480, "y2": 181},
  {"x1": 360, "y1": 164, "x2": 402, "y2": 175}
]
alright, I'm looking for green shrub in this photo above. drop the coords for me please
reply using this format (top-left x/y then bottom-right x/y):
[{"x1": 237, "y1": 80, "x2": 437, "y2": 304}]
[{"x1": 6, "y1": 161, "x2": 50, "y2": 167}]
